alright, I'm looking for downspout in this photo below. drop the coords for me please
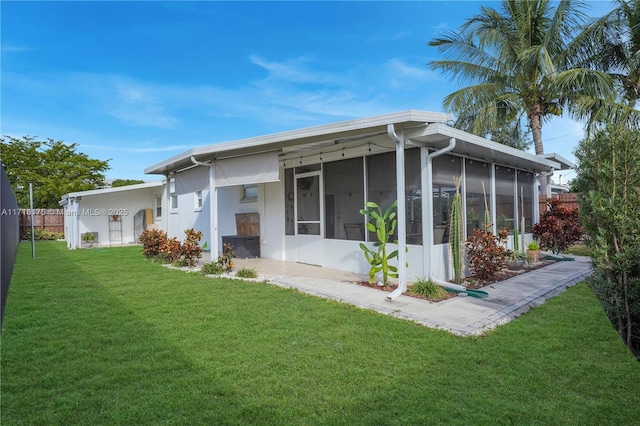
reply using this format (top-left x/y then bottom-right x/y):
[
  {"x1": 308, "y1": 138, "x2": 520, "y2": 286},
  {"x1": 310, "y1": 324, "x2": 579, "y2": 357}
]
[
  {"x1": 424, "y1": 138, "x2": 465, "y2": 291},
  {"x1": 190, "y1": 156, "x2": 219, "y2": 259},
  {"x1": 386, "y1": 124, "x2": 407, "y2": 301}
]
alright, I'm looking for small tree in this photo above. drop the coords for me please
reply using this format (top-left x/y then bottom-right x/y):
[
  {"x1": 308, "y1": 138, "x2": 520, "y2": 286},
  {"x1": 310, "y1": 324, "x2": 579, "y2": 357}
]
[
  {"x1": 575, "y1": 122, "x2": 640, "y2": 356},
  {"x1": 532, "y1": 199, "x2": 582, "y2": 254},
  {"x1": 0, "y1": 136, "x2": 109, "y2": 208}
]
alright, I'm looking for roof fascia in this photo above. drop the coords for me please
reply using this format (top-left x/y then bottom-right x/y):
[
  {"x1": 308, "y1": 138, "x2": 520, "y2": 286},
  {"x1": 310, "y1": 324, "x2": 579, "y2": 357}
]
[
  {"x1": 406, "y1": 123, "x2": 561, "y2": 170},
  {"x1": 144, "y1": 110, "x2": 451, "y2": 175}
]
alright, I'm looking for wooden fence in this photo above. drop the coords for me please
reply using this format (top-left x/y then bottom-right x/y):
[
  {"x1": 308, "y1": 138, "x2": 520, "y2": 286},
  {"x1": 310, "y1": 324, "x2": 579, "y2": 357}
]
[
  {"x1": 539, "y1": 193, "x2": 579, "y2": 213},
  {"x1": 19, "y1": 209, "x2": 65, "y2": 239}
]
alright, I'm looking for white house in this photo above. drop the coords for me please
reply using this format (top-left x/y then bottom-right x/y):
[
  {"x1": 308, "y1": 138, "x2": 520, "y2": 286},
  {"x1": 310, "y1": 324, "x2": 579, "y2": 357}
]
[
  {"x1": 144, "y1": 110, "x2": 573, "y2": 298},
  {"x1": 59, "y1": 180, "x2": 165, "y2": 249}
]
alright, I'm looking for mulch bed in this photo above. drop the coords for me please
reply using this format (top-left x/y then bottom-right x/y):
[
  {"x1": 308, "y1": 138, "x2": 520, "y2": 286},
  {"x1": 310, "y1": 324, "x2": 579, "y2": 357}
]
[{"x1": 351, "y1": 259, "x2": 557, "y2": 302}]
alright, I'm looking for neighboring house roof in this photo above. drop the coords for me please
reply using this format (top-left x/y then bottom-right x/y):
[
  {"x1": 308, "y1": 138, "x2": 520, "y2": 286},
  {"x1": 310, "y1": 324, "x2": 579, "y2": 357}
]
[
  {"x1": 144, "y1": 110, "x2": 562, "y2": 175},
  {"x1": 59, "y1": 179, "x2": 165, "y2": 205},
  {"x1": 539, "y1": 153, "x2": 575, "y2": 170}
]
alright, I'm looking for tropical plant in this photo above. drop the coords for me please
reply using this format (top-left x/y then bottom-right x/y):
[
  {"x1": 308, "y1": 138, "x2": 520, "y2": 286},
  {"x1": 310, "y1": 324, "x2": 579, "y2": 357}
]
[
  {"x1": 450, "y1": 177, "x2": 464, "y2": 284},
  {"x1": 465, "y1": 228, "x2": 510, "y2": 281},
  {"x1": 200, "y1": 261, "x2": 223, "y2": 275},
  {"x1": 216, "y1": 243, "x2": 235, "y2": 272},
  {"x1": 532, "y1": 199, "x2": 583, "y2": 254},
  {"x1": 236, "y1": 268, "x2": 258, "y2": 279},
  {"x1": 181, "y1": 229, "x2": 203, "y2": 267},
  {"x1": 410, "y1": 277, "x2": 447, "y2": 299},
  {"x1": 160, "y1": 237, "x2": 182, "y2": 264},
  {"x1": 575, "y1": 122, "x2": 640, "y2": 355},
  {"x1": 527, "y1": 241, "x2": 540, "y2": 251},
  {"x1": 359, "y1": 200, "x2": 399, "y2": 286},
  {"x1": 428, "y1": 0, "x2": 616, "y2": 194},
  {"x1": 81, "y1": 232, "x2": 96, "y2": 242},
  {"x1": 573, "y1": 0, "x2": 640, "y2": 127},
  {"x1": 139, "y1": 228, "x2": 168, "y2": 258}
]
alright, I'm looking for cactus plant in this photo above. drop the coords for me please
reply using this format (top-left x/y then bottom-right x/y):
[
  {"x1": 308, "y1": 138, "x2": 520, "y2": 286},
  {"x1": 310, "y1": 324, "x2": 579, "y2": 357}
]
[{"x1": 450, "y1": 177, "x2": 464, "y2": 284}]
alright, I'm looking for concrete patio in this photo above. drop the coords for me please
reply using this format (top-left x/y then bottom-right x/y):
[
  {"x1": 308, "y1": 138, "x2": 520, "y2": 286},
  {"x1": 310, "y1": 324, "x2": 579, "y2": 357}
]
[{"x1": 212, "y1": 254, "x2": 594, "y2": 336}]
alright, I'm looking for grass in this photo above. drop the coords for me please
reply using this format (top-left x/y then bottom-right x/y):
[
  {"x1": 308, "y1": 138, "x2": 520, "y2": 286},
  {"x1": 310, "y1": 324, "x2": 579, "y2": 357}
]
[{"x1": 2, "y1": 242, "x2": 639, "y2": 425}]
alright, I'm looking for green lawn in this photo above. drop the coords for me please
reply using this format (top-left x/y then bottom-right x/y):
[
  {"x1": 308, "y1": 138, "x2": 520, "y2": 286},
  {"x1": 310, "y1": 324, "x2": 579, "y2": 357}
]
[{"x1": 2, "y1": 242, "x2": 639, "y2": 425}]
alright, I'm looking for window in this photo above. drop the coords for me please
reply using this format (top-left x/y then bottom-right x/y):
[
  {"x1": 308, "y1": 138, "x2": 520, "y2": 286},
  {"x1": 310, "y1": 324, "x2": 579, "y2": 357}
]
[
  {"x1": 324, "y1": 158, "x2": 364, "y2": 240},
  {"x1": 432, "y1": 155, "x2": 462, "y2": 244},
  {"x1": 169, "y1": 178, "x2": 178, "y2": 212},
  {"x1": 495, "y1": 166, "x2": 515, "y2": 231},
  {"x1": 195, "y1": 190, "x2": 203, "y2": 210},
  {"x1": 367, "y1": 152, "x2": 397, "y2": 241},
  {"x1": 242, "y1": 184, "x2": 258, "y2": 202},
  {"x1": 155, "y1": 196, "x2": 162, "y2": 219},
  {"x1": 284, "y1": 168, "x2": 295, "y2": 235},
  {"x1": 465, "y1": 159, "x2": 491, "y2": 236},
  {"x1": 404, "y1": 148, "x2": 422, "y2": 244},
  {"x1": 518, "y1": 171, "x2": 534, "y2": 232}
]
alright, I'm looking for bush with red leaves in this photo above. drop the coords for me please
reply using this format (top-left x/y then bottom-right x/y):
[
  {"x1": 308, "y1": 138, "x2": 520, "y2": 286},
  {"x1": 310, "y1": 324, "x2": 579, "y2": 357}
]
[{"x1": 532, "y1": 198, "x2": 583, "y2": 254}]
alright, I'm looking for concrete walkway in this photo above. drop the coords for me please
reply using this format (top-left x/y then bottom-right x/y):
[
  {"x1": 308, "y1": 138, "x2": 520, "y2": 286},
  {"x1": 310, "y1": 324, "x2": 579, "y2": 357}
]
[{"x1": 224, "y1": 255, "x2": 593, "y2": 336}]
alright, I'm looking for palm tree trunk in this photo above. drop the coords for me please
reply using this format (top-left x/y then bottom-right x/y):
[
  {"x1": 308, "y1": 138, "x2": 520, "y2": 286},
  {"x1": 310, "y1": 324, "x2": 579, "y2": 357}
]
[{"x1": 528, "y1": 109, "x2": 549, "y2": 196}]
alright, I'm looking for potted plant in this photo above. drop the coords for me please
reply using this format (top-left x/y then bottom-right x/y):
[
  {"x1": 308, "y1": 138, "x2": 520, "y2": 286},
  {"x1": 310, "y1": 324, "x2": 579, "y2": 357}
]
[
  {"x1": 81, "y1": 232, "x2": 96, "y2": 248},
  {"x1": 527, "y1": 241, "x2": 541, "y2": 263}
]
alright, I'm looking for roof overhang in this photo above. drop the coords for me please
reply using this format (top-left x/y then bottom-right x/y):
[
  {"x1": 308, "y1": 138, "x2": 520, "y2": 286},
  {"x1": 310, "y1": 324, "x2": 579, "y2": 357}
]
[
  {"x1": 60, "y1": 179, "x2": 165, "y2": 203},
  {"x1": 144, "y1": 110, "x2": 452, "y2": 175},
  {"x1": 539, "y1": 153, "x2": 575, "y2": 170},
  {"x1": 405, "y1": 123, "x2": 561, "y2": 172}
]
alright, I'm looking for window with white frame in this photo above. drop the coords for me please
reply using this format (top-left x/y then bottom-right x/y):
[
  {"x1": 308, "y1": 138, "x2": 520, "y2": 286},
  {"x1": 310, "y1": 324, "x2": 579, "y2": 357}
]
[
  {"x1": 242, "y1": 184, "x2": 258, "y2": 202},
  {"x1": 155, "y1": 196, "x2": 162, "y2": 219},
  {"x1": 195, "y1": 190, "x2": 203, "y2": 210},
  {"x1": 170, "y1": 178, "x2": 178, "y2": 211}
]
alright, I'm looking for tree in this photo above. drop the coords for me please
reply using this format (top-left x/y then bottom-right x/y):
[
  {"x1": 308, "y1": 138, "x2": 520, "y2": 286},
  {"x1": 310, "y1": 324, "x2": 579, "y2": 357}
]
[
  {"x1": 575, "y1": 123, "x2": 640, "y2": 356},
  {"x1": 0, "y1": 136, "x2": 110, "y2": 208},
  {"x1": 111, "y1": 179, "x2": 145, "y2": 187},
  {"x1": 428, "y1": 0, "x2": 616, "y2": 194},
  {"x1": 574, "y1": 0, "x2": 640, "y2": 128}
]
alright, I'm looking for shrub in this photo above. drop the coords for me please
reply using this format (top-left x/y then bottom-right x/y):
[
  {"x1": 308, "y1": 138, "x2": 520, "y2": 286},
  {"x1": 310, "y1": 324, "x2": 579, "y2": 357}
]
[
  {"x1": 201, "y1": 262, "x2": 223, "y2": 275},
  {"x1": 172, "y1": 258, "x2": 189, "y2": 267},
  {"x1": 532, "y1": 199, "x2": 582, "y2": 254},
  {"x1": 236, "y1": 267, "x2": 258, "y2": 279},
  {"x1": 465, "y1": 228, "x2": 509, "y2": 280},
  {"x1": 139, "y1": 229, "x2": 167, "y2": 258},
  {"x1": 160, "y1": 237, "x2": 182, "y2": 264},
  {"x1": 23, "y1": 229, "x2": 64, "y2": 241},
  {"x1": 182, "y1": 228, "x2": 203, "y2": 267},
  {"x1": 575, "y1": 122, "x2": 640, "y2": 356},
  {"x1": 409, "y1": 277, "x2": 446, "y2": 298},
  {"x1": 216, "y1": 243, "x2": 235, "y2": 272}
]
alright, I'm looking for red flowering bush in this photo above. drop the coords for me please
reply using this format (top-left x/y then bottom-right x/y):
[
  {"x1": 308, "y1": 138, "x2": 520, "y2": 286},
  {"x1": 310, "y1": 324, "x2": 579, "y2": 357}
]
[
  {"x1": 139, "y1": 229, "x2": 168, "y2": 258},
  {"x1": 532, "y1": 199, "x2": 583, "y2": 254},
  {"x1": 465, "y1": 228, "x2": 510, "y2": 280}
]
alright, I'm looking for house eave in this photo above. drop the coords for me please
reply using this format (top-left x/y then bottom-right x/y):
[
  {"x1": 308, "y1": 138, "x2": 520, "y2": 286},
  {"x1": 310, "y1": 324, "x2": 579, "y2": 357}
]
[
  {"x1": 406, "y1": 123, "x2": 561, "y2": 172},
  {"x1": 144, "y1": 110, "x2": 452, "y2": 175},
  {"x1": 61, "y1": 179, "x2": 165, "y2": 201}
]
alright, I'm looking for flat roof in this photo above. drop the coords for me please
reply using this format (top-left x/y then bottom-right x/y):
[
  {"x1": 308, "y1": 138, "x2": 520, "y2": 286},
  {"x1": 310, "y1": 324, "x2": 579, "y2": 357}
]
[
  {"x1": 144, "y1": 110, "x2": 561, "y2": 175},
  {"x1": 144, "y1": 110, "x2": 451, "y2": 175},
  {"x1": 60, "y1": 179, "x2": 164, "y2": 202}
]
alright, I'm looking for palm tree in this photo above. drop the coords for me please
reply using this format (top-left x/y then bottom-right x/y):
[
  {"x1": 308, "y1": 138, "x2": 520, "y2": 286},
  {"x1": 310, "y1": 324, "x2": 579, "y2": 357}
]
[
  {"x1": 573, "y1": 0, "x2": 640, "y2": 125},
  {"x1": 428, "y1": 0, "x2": 616, "y2": 194}
]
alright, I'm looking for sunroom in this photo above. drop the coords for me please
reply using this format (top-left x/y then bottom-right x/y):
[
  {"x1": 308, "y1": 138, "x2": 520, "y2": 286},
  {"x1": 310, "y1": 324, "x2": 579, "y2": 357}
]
[{"x1": 144, "y1": 110, "x2": 568, "y2": 296}]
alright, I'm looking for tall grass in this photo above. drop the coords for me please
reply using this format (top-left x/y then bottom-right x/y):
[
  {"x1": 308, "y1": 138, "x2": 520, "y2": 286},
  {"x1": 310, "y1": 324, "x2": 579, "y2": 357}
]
[{"x1": 2, "y1": 242, "x2": 639, "y2": 425}]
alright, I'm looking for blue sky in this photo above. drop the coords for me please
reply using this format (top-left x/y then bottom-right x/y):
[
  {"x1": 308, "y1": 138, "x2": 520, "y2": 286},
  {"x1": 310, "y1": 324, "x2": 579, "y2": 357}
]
[{"x1": 2, "y1": 1, "x2": 613, "y2": 183}]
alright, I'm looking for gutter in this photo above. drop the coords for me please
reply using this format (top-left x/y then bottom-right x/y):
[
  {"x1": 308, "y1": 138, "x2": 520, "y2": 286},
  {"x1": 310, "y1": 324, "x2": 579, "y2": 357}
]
[
  {"x1": 425, "y1": 138, "x2": 457, "y2": 285},
  {"x1": 386, "y1": 124, "x2": 407, "y2": 301}
]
